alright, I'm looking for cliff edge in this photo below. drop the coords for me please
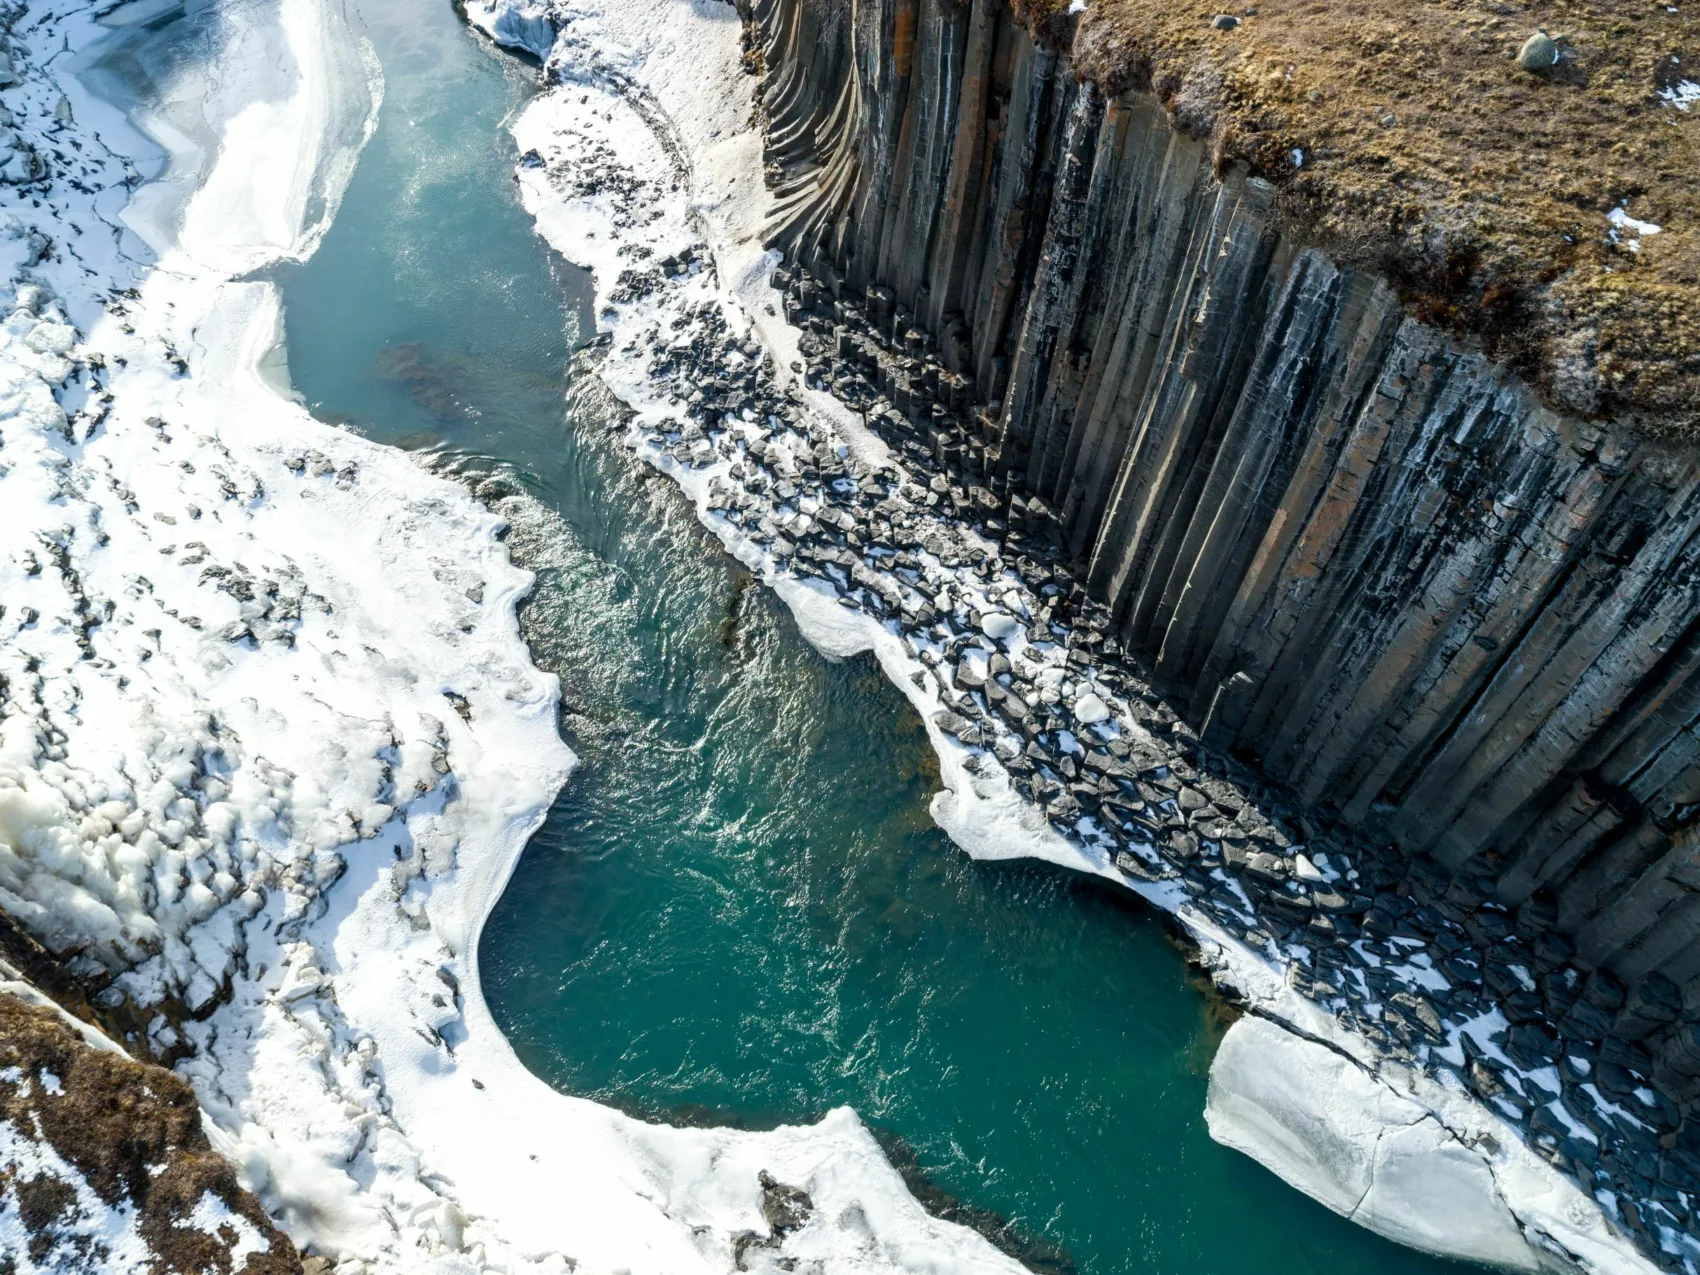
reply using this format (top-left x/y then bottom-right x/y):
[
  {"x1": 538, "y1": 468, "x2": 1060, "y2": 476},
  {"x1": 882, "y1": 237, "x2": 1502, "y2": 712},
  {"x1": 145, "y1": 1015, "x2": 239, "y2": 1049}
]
[{"x1": 1020, "y1": 0, "x2": 1700, "y2": 435}]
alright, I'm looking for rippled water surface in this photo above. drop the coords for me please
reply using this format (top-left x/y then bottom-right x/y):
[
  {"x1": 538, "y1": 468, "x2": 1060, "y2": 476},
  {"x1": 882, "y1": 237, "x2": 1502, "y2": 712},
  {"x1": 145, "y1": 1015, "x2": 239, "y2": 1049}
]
[{"x1": 276, "y1": 3, "x2": 1471, "y2": 1272}]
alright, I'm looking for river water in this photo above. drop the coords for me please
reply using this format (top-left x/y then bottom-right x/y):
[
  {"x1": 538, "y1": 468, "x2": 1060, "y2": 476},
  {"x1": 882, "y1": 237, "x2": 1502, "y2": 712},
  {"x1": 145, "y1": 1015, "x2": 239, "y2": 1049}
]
[{"x1": 268, "y1": 2, "x2": 1470, "y2": 1273}]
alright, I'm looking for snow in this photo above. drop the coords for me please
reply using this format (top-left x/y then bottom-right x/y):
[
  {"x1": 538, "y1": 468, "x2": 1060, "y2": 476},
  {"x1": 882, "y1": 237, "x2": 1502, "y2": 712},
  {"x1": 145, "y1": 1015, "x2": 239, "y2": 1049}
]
[
  {"x1": 179, "y1": 1191, "x2": 274, "y2": 1269},
  {"x1": 1071, "y1": 692, "x2": 1110, "y2": 724},
  {"x1": 1189, "y1": 920, "x2": 1657, "y2": 1274},
  {"x1": 0, "y1": 0, "x2": 1671, "y2": 1264},
  {"x1": 1660, "y1": 78, "x2": 1700, "y2": 110},
  {"x1": 1606, "y1": 206, "x2": 1661, "y2": 253},
  {"x1": 0, "y1": 1112, "x2": 154, "y2": 1272},
  {"x1": 0, "y1": 0, "x2": 1035, "y2": 1272},
  {"x1": 1207, "y1": 1016, "x2": 1543, "y2": 1272}
]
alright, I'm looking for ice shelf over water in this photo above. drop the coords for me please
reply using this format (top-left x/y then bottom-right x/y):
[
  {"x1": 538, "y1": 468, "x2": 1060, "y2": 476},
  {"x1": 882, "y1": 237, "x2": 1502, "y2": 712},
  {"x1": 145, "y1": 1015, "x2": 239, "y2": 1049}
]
[{"x1": 0, "y1": 0, "x2": 1041, "y2": 1271}]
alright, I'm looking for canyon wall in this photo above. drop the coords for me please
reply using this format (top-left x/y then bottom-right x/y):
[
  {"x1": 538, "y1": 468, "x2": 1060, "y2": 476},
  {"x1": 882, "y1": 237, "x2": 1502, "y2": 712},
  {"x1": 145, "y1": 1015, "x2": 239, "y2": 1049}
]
[{"x1": 748, "y1": 0, "x2": 1700, "y2": 1100}]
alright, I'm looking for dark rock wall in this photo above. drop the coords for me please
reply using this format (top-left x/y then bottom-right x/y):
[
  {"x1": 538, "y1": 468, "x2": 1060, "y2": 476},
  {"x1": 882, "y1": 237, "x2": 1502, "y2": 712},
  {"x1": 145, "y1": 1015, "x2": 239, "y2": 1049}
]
[{"x1": 749, "y1": 0, "x2": 1700, "y2": 1100}]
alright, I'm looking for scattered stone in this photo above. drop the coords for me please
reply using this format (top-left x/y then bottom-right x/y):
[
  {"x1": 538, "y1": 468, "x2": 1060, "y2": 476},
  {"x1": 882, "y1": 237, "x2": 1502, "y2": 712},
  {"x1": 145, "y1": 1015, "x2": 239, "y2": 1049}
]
[{"x1": 1518, "y1": 31, "x2": 1558, "y2": 72}]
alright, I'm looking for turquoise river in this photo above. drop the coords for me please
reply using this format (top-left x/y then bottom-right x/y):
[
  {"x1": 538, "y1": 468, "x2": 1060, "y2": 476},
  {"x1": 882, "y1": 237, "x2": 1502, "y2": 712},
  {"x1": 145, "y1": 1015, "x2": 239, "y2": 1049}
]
[{"x1": 272, "y1": 1, "x2": 1475, "y2": 1272}]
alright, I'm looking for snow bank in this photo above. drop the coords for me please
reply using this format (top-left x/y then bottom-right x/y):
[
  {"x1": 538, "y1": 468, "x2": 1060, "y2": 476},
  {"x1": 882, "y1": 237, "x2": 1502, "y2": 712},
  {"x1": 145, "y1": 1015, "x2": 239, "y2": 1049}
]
[
  {"x1": 0, "y1": 0, "x2": 1040, "y2": 1272},
  {"x1": 1208, "y1": 1015, "x2": 1545, "y2": 1272}
]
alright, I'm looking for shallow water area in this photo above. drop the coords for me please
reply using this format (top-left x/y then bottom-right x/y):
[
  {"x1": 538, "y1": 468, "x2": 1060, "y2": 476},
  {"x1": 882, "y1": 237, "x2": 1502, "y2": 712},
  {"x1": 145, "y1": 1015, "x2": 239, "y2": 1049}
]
[{"x1": 271, "y1": 1, "x2": 1476, "y2": 1272}]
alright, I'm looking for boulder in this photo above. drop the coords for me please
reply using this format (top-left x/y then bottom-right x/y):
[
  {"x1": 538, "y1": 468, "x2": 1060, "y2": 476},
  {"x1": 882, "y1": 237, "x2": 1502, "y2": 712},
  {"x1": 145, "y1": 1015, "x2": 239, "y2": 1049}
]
[
  {"x1": 1517, "y1": 31, "x2": 1558, "y2": 72},
  {"x1": 1073, "y1": 691, "x2": 1110, "y2": 724}
]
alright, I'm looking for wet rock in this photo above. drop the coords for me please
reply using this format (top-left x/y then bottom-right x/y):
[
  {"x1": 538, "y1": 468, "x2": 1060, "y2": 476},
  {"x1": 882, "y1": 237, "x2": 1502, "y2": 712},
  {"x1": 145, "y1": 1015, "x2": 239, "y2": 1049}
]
[
  {"x1": 932, "y1": 709, "x2": 971, "y2": 736},
  {"x1": 758, "y1": 1170, "x2": 813, "y2": 1235}
]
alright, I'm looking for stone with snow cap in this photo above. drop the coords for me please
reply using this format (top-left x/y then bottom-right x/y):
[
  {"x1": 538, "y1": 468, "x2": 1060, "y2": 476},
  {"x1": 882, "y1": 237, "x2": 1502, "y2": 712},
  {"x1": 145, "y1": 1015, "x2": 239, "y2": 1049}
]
[{"x1": 1072, "y1": 692, "x2": 1110, "y2": 725}]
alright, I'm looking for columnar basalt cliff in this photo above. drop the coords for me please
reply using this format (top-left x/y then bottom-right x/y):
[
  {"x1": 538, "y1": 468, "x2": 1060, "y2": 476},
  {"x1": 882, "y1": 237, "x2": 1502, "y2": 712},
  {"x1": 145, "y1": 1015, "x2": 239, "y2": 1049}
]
[{"x1": 748, "y1": 0, "x2": 1700, "y2": 1133}]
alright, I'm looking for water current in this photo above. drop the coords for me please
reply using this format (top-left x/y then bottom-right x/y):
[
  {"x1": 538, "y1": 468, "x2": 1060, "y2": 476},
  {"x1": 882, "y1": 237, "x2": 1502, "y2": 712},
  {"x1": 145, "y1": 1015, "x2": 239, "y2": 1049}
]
[{"x1": 267, "y1": 2, "x2": 1474, "y2": 1272}]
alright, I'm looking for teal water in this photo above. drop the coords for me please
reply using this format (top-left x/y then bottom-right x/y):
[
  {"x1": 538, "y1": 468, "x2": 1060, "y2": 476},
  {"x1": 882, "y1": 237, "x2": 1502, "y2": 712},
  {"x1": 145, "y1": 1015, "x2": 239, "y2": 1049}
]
[{"x1": 274, "y1": 3, "x2": 1472, "y2": 1273}]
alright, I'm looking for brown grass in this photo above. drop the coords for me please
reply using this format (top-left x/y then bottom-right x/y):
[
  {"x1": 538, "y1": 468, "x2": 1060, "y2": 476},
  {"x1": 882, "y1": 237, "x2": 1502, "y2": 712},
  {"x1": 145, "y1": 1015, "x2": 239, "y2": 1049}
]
[
  {"x1": 1014, "y1": 0, "x2": 1700, "y2": 435},
  {"x1": 0, "y1": 993, "x2": 299, "y2": 1273}
]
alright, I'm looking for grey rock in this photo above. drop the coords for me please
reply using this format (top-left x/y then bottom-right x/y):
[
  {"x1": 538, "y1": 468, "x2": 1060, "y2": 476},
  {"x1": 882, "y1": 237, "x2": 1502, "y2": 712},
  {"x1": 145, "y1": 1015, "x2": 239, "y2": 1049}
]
[{"x1": 1518, "y1": 31, "x2": 1558, "y2": 72}]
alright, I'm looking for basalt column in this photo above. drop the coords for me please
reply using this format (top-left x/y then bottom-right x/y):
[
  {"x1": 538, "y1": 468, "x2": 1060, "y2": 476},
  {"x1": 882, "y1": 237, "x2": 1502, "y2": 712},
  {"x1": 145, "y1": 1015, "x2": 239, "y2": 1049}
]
[{"x1": 746, "y1": 0, "x2": 1700, "y2": 1111}]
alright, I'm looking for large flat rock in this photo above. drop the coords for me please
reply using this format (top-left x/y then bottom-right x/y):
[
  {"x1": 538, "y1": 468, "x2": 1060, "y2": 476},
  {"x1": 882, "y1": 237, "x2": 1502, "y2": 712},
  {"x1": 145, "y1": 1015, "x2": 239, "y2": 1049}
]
[{"x1": 1205, "y1": 1014, "x2": 1547, "y2": 1273}]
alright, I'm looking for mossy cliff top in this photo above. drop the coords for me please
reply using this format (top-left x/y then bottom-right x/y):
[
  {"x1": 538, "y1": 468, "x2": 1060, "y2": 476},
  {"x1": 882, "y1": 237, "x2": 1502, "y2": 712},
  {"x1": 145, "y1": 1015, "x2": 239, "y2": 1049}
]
[
  {"x1": 1005, "y1": 0, "x2": 1700, "y2": 436},
  {"x1": 0, "y1": 993, "x2": 300, "y2": 1273}
]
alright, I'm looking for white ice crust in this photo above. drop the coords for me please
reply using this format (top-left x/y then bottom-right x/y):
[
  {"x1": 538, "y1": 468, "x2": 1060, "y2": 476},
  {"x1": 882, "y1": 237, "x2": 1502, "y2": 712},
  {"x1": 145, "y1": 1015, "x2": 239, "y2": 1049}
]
[
  {"x1": 1208, "y1": 1015, "x2": 1544, "y2": 1272},
  {"x1": 0, "y1": 0, "x2": 1036, "y2": 1272},
  {"x1": 456, "y1": 0, "x2": 1671, "y2": 1271}
]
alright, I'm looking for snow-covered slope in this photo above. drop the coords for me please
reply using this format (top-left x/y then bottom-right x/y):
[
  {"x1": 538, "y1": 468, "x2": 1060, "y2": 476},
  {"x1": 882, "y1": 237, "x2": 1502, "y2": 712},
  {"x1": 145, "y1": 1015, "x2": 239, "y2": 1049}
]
[{"x1": 0, "y1": 0, "x2": 1037, "y2": 1272}]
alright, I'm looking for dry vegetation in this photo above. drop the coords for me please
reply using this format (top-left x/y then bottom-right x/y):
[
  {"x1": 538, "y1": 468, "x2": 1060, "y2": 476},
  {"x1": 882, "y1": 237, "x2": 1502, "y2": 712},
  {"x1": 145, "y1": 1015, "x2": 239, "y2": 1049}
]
[
  {"x1": 1013, "y1": 0, "x2": 1700, "y2": 434},
  {"x1": 0, "y1": 993, "x2": 299, "y2": 1274}
]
